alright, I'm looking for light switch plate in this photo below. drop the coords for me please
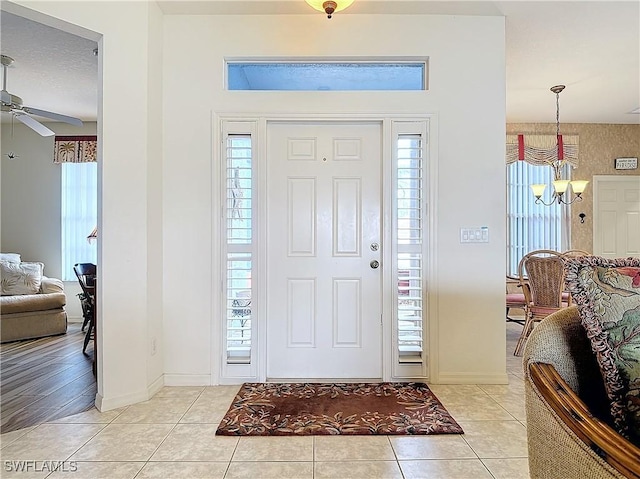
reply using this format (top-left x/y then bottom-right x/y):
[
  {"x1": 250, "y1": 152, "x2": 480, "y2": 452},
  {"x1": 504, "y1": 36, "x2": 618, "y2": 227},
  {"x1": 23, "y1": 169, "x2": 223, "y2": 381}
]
[{"x1": 460, "y1": 227, "x2": 489, "y2": 243}]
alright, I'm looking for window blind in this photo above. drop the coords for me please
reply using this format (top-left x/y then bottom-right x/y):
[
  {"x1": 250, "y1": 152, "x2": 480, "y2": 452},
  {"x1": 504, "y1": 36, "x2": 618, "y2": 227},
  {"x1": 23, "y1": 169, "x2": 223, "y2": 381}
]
[
  {"x1": 61, "y1": 162, "x2": 98, "y2": 281},
  {"x1": 225, "y1": 135, "x2": 253, "y2": 364},
  {"x1": 396, "y1": 134, "x2": 424, "y2": 361},
  {"x1": 506, "y1": 161, "x2": 569, "y2": 276}
]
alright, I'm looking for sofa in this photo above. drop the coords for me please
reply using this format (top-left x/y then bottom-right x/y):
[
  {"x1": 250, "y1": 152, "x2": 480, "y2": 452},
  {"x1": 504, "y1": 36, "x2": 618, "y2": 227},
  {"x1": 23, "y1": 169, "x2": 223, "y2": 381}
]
[
  {"x1": 0, "y1": 255, "x2": 67, "y2": 343},
  {"x1": 523, "y1": 306, "x2": 640, "y2": 479}
]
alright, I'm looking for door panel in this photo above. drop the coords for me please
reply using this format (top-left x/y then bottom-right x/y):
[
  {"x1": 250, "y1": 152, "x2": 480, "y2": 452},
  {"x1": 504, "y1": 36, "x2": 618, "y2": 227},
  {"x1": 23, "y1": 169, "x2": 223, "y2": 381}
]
[
  {"x1": 594, "y1": 176, "x2": 640, "y2": 258},
  {"x1": 288, "y1": 178, "x2": 316, "y2": 256},
  {"x1": 333, "y1": 178, "x2": 361, "y2": 256},
  {"x1": 267, "y1": 122, "x2": 382, "y2": 379}
]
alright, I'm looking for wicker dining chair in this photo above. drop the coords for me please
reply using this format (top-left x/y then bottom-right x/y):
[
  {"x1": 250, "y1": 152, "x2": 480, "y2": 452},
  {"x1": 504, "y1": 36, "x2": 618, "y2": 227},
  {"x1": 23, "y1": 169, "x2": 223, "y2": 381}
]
[{"x1": 513, "y1": 250, "x2": 568, "y2": 356}]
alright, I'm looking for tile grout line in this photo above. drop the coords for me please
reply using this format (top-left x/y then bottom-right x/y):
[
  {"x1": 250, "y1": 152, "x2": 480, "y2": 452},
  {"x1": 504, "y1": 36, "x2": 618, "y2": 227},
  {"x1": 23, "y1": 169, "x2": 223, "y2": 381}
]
[
  {"x1": 312, "y1": 435, "x2": 315, "y2": 479},
  {"x1": 133, "y1": 386, "x2": 208, "y2": 474},
  {"x1": 386, "y1": 434, "x2": 407, "y2": 479},
  {"x1": 35, "y1": 418, "x2": 111, "y2": 478},
  {"x1": 224, "y1": 430, "x2": 242, "y2": 479}
]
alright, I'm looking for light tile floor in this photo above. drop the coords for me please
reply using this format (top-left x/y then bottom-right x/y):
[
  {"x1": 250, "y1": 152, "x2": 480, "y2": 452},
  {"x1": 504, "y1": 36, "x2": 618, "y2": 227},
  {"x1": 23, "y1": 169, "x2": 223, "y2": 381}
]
[{"x1": 0, "y1": 324, "x2": 528, "y2": 478}]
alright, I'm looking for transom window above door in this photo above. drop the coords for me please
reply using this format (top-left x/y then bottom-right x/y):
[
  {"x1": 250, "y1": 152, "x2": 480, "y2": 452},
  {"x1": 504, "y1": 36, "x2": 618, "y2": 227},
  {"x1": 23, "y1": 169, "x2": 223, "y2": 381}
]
[{"x1": 226, "y1": 60, "x2": 428, "y2": 91}]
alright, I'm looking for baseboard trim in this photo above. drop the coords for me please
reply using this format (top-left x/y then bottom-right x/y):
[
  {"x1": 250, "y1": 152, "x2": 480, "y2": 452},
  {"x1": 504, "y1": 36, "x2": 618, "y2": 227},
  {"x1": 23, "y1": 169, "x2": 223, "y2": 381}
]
[
  {"x1": 94, "y1": 375, "x2": 164, "y2": 412},
  {"x1": 94, "y1": 392, "x2": 104, "y2": 411},
  {"x1": 147, "y1": 374, "x2": 164, "y2": 398},
  {"x1": 433, "y1": 372, "x2": 509, "y2": 385},
  {"x1": 94, "y1": 389, "x2": 150, "y2": 412},
  {"x1": 164, "y1": 374, "x2": 212, "y2": 386}
]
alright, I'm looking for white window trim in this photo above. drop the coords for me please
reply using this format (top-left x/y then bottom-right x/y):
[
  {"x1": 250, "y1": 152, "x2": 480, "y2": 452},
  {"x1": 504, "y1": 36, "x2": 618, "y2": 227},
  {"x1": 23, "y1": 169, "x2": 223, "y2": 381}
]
[
  {"x1": 391, "y1": 120, "x2": 431, "y2": 380},
  {"x1": 224, "y1": 56, "x2": 430, "y2": 91},
  {"x1": 216, "y1": 120, "x2": 260, "y2": 383}
]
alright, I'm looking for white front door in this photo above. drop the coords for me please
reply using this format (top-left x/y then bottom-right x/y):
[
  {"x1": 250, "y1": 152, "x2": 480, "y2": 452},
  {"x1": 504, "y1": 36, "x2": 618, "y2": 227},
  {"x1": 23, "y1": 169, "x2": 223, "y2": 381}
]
[
  {"x1": 593, "y1": 175, "x2": 640, "y2": 258},
  {"x1": 266, "y1": 122, "x2": 382, "y2": 379}
]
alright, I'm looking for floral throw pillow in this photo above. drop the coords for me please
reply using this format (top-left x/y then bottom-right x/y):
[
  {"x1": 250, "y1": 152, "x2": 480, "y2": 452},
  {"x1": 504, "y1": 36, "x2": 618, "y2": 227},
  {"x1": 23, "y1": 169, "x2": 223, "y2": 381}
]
[
  {"x1": 0, "y1": 261, "x2": 44, "y2": 295},
  {"x1": 565, "y1": 256, "x2": 640, "y2": 441}
]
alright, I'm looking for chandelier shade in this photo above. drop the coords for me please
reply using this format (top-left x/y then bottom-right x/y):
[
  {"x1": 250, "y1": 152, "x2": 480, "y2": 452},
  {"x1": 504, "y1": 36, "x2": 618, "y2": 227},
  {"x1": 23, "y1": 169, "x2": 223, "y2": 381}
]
[
  {"x1": 569, "y1": 180, "x2": 589, "y2": 195},
  {"x1": 305, "y1": 0, "x2": 354, "y2": 18}
]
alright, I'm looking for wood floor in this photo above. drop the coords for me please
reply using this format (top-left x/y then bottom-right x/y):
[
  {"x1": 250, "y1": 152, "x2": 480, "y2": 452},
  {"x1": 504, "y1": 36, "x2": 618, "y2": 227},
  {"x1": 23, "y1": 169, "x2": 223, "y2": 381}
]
[{"x1": 0, "y1": 323, "x2": 96, "y2": 434}]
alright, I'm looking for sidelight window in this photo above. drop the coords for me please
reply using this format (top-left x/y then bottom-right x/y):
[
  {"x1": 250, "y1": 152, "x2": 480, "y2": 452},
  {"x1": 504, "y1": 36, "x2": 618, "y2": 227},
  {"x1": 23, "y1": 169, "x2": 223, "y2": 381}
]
[
  {"x1": 392, "y1": 121, "x2": 428, "y2": 378},
  {"x1": 224, "y1": 134, "x2": 253, "y2": 365}
]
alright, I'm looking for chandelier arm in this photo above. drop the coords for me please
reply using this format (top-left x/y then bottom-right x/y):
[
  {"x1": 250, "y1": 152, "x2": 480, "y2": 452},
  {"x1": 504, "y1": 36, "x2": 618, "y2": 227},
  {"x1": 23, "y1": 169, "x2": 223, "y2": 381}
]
[
  {"x1": 559, "y1": 194, "x2": 584, "y2": 205},
  {"x1": 533, "y1": 196, "x2": 558, "y2": 206},
  {"x1": 534, "y1": 193, "x2": 584, "y2": 206}
]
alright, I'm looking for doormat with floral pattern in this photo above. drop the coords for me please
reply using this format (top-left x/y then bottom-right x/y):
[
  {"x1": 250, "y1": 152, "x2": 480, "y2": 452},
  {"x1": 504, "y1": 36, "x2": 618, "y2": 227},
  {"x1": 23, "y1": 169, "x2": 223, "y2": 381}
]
[{"x1": 215, "y1": 382, "x2": 463, "y2": 436}]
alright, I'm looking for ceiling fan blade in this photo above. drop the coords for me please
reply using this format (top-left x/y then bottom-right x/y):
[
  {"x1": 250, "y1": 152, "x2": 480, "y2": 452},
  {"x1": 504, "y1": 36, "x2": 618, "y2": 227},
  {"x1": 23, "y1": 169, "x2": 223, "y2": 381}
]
[
  {"x1": 15, "y1": 113, "x2": 55, "y2": 137},
  {"x1": 23, "y1": 106, "x2": 83, "y2": 127},
  {"x1": 1, "y1": 90, "x2": 10, "y2": 104}
]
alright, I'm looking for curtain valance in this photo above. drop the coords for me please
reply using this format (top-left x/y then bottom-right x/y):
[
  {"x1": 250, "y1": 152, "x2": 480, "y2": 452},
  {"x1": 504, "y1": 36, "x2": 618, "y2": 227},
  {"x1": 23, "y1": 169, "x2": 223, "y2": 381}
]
[
  {"x1": 53, "y1": 136, "x2": 97, "y2": 164},
  {"x1": 506, "y1": 134, "x2": 579, "y2": 167}
]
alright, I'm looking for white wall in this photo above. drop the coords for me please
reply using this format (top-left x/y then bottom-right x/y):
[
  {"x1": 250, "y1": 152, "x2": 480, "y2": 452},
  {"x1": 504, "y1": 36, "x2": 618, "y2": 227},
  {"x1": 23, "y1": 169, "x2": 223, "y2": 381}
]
[
  {"x1": 1, "y1": 122, "x2": 97, "y2": 321},
  {"x1": 6, "y1": 4, "x2": 507, "y2": 407},
  {"x1": 162, "y1": 14, "x2": 507, "y2": 384},
  {"x1": 146, "y1": 2, "x2": 165, "y2": 388},
  {"x1": 10, "y1": 0, "x2": 165, "y2": 410}
]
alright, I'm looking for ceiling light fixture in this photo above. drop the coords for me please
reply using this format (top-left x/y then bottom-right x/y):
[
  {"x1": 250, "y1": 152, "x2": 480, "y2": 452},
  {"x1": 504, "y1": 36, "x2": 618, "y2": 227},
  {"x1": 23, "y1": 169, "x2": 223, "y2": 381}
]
[
  {"x1": 530, "y1": 85, "x2": 589, "y2": 206},
  {"x1": 305, "y1": 0, "x2": 354, "y2": 18}
]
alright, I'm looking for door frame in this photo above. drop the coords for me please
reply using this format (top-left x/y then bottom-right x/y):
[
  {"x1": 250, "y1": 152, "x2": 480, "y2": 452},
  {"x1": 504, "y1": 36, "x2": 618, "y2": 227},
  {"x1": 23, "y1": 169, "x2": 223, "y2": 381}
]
[{"x1": 212, "y1": 113, "x2": 439, "y2": 384}]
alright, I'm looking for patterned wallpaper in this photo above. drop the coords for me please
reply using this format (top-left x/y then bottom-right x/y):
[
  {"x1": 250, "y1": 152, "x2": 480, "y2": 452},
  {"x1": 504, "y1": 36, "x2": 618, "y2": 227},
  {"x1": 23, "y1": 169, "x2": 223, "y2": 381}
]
[{"x1": 506, "y1": 123, "x2": 640, "y2": 253}]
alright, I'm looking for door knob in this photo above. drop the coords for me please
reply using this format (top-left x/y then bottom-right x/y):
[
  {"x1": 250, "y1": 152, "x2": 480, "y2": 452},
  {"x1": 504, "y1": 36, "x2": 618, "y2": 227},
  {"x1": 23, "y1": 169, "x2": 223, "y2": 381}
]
[{"x1": 370, "y1": 260, "x2": 380, "y2": 269}]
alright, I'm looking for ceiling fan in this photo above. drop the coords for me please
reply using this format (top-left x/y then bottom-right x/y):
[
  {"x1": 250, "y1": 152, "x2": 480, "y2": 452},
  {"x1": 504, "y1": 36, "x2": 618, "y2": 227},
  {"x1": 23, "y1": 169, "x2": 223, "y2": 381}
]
[{"x1": 1, "y1": 54, "x2": 83, "y2": 137}]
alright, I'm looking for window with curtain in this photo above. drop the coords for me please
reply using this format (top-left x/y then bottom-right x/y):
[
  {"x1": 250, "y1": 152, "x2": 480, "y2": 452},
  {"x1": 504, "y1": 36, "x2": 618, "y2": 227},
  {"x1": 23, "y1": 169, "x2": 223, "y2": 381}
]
[
  {"x1": 56, "y1": 136, "x2": 98, "y2": 281},
  {"x1": 505, "y1": 133, "x2": 577, "y2": 276},
  {"x1": 506, "y1": 160, "x2": 569, "y2": 276}
]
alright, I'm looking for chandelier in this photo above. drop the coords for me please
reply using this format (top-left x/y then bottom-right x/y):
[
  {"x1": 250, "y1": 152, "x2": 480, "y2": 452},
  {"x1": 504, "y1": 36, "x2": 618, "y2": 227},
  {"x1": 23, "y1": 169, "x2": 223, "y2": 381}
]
[
  {"x1": 305, "y1": 0, "x2": 354, "y2": 18},
  {"x1": 530, "y1": 85, "x2": 589, "y2": 206}
]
